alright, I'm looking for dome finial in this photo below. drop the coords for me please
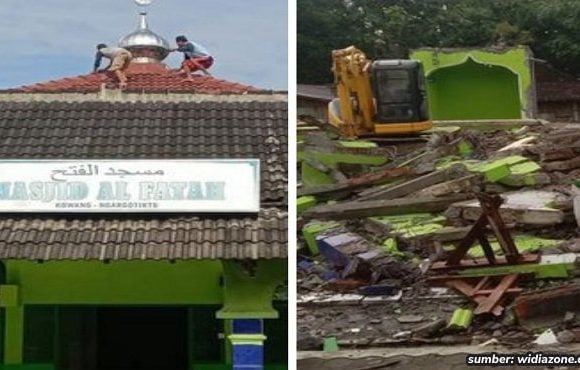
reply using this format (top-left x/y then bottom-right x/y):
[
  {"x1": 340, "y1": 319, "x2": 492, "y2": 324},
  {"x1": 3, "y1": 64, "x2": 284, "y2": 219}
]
[
  {"x1": 138, "y1": 11, "x2": 148, "y2": 30},
  {"x1": 134, "y1": 0, "x2": 155, "y2": 7},
  {"x1": 118, "y1": 0, "x2": 170, "y2": 64}
]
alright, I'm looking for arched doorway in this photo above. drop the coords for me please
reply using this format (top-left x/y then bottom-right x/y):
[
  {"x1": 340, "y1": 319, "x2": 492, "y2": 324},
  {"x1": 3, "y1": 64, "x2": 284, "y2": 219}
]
[{"x1": 427, "y1": 57, "x2": 521, "y2": 120}]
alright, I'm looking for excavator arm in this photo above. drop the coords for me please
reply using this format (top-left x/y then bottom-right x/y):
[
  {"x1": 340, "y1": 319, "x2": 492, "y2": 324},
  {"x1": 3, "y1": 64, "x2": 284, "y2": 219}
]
[{"x1": 330, "y1": 46, "x2": 376, "y2": 137}]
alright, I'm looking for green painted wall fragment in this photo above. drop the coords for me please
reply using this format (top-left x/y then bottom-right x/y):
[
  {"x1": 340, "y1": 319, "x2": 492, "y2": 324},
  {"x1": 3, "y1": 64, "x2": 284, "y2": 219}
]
[
  {"x1": 467, "y1": 235, "x2": 561, "y2": 258},
  {"x1": 509, "y1": 161, "x2": 541, "y2": 175},
  {"x1": 323, "y1": 337, "x2": 339, "y2": 353},
  {"x1": 301, "y1": 162, "x2": 334, "y2": 187},
  {"x1": 473, "y1": 162, "x2": 511, "y2": 182},
  {"x1": 458, "y1": 263, "x2": 571, "y2": 279},
  {"x1": 371, "y1": 214, "x2": 446, "y2": 236},
  {"x1": 470, "y1": 156, "x2": 528, "y2": 182},
  {"x1": 457, "y1": 141, "x2": 474, "y2": 157},
  {"x1": 297, "y1": 196, "x2": 317, "y2": 215},
  {"x1": 381, "y1": 238, "x2": 404, "y2": 257},
  {"x1": 448, "y1": 308, "x2": 473, "y2": 329},
  {"x1": 371, "y1": 213, "x2": 440, "y2": 225}
]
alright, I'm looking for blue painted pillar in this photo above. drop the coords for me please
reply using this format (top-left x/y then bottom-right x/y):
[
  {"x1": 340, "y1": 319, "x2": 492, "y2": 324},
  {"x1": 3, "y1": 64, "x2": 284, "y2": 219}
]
[{"x1": 229, "y1": 319, "x2": 266, "y2": 370}]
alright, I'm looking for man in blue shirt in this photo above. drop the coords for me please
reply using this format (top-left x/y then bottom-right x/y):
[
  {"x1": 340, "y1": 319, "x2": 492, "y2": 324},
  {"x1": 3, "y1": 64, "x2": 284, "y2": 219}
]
[{"x1": 171, "y1": 35, "x2": 214, "y2": 80}]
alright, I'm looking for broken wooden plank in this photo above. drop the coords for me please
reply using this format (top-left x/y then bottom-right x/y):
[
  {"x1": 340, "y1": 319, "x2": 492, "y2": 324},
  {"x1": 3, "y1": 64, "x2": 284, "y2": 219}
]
[
  {"x1": 395, "y1": 137, "x2": 463, "y2": 169},
  {"x1": 417, "y1": 174, "x2": 483, "y2": 197},
  {"x1": 445, "y1": 280, "x2": 503, "y2": 316},
  {"x1": 474, "y1": 274, "x2": 518, "y2": 315},
  {"x1": 497, "y1": 136, "x2": 537, "y2": 153},
  {"x1": 297, "y1": 167, "x2": 411, "y2": 199},
  {"x1": 358, "y1": 164, "x2": 468, "y2": 201},
  {"x1": 540, "y1": 148, "x2": 577, "y2": 162},
  {"x1": 515, "y1": 285, "x2": 580, "y2": 326},
  {"x1": 303, "y1": 194, "x2": 472, "y2": 220},
  {"x1": 543, "y1": 156, "x2": 580, "y2": 172}
]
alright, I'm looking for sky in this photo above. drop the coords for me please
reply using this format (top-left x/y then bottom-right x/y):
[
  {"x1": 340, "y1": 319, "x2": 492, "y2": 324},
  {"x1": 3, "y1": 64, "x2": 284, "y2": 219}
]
[{"x1": 0, "y1": 0, "x2": 288, "y2": 90}]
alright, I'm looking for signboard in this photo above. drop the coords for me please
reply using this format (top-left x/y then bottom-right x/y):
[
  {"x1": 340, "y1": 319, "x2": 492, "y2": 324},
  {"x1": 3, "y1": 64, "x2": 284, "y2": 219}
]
[{"x1": 0, "y1": 160, "x2": 260, "y2": 213}]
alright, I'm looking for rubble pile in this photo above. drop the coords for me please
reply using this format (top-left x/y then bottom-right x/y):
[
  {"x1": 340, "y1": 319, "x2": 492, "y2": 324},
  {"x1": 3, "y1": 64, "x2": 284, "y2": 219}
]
[{"x1": 297, "y1": 122, "x2": 580, "y2": 351}]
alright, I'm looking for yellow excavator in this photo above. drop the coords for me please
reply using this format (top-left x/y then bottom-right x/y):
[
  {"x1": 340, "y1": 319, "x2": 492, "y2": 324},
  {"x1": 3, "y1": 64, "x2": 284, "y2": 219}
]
[{"x1": 328, "y1": 46, "x2": 433, "y2": 137}]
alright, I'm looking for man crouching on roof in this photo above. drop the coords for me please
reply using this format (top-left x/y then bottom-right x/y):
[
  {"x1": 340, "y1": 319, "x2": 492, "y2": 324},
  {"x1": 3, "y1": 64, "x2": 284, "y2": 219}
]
[
  {"x1": 93, "y1": 44, "x2": 133, "y2": 89},
  {"x1": 171, "y1": 35, "x2": 214, "y2": 80}
]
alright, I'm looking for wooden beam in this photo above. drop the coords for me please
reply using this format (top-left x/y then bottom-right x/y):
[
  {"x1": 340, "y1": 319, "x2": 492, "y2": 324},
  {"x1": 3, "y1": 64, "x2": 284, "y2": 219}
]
[
  {"x1": 303, "y1": 194, "x2": 471, "y2": 220},
  {"x1": 358, "y1": 165, "x2": 468, "y2": 201},
  {"x1": 297, "y1": 167, "x2": 411, "y2": 199},
  {"x1": 474, "y1": 274, "x2": 519, "y2": 315}
]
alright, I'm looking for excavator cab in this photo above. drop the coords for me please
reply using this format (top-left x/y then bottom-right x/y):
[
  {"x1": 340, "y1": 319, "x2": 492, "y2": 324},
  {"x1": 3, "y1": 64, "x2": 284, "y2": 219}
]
[
  {"x1": 372, "y1": 60, "x2": 429, "y2": 124},
  {"x1": 328, "y1": 46, "x2": 432, "y2": 137}
]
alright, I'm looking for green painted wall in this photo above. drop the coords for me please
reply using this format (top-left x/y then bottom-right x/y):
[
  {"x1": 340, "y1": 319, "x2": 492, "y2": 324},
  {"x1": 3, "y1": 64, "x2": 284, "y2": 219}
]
[
  {"x1": 5, "y1": 261, "x2": 224, "y2": 305},
  {"x1": 2, "y1": 260, "x2": 287, "y2": 369},
  {"x1": 411, "y1": 47, "x2": 535, "y2": 120}
]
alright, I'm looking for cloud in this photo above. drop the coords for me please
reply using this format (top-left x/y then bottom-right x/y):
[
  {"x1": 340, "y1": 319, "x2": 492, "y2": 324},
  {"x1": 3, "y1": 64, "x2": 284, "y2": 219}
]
[{"x1": 0, "y1": 0, "x2": 287, "y2": 89}]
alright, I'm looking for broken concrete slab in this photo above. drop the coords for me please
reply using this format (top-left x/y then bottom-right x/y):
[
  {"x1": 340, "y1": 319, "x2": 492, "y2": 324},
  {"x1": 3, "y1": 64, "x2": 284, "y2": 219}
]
[
  {"x1": 397, "y1": 315, "x2": 425, "y2": 324},
  {"x1": 316, "y1": 233, "x2": 370, "y2": 268},
  {"x1": 302, "y1": 221, "x2": 341, "y2": 255},
  {"x1": 447, "y1": 190, "x2": 568, "y2": 226},
  {"x1": 497, "y1": 172, "x2": 551, "y2": 187},
  {"x1": 298, "y1": 291, "x2": 403, "y2": 306},
  {"x1": 533, "y1": 329, "x2": 558, "y2": 345}
]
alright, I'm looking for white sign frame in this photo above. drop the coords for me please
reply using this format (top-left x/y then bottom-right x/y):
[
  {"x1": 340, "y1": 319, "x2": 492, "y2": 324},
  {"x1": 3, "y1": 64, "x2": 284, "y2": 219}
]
[{"x1": 0, "y1": 159, "x2": 260, "y2": 213}]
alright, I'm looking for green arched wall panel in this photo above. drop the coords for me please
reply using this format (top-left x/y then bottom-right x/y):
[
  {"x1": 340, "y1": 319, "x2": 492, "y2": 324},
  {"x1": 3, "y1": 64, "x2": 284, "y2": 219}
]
[
  {"x1": 427, "y1": 58, "x2": 520, "y2": 120},
  {"x1": 411, "y1": 47, "x2": 535, "y2": 120}
]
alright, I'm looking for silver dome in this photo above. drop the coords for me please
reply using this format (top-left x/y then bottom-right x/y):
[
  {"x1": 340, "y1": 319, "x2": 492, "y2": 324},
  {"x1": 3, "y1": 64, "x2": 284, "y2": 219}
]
[{"x1": 118, "y1": 12, "x2": 170, "y2": 63}]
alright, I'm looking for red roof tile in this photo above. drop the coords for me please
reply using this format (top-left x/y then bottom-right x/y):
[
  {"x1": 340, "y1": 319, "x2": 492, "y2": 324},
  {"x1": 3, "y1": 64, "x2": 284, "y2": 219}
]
[{"x1": 6, "y1": 62, "x2": 258, "y2": 94}]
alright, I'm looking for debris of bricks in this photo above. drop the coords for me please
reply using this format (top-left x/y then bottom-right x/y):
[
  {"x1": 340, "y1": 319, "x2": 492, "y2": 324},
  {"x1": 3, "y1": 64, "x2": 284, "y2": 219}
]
[{"x1": 297, "y1": 119, "x2": 580, "y2": 351}]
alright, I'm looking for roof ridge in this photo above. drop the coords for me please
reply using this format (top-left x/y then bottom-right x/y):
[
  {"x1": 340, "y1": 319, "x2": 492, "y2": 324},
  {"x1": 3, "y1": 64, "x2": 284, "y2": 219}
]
[{"x1": 6, "y1": 63, "x2": 259, "y2": 94}]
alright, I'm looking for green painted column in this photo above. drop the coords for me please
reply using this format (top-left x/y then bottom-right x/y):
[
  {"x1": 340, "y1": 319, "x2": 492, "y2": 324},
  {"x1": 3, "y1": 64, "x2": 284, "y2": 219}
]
[
  {"x1": 4, "y1": 306, "x2": 23, "y2": 364},
  {"x1": 217, "y1": 260, "x2": 287, "y2": 319}
]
